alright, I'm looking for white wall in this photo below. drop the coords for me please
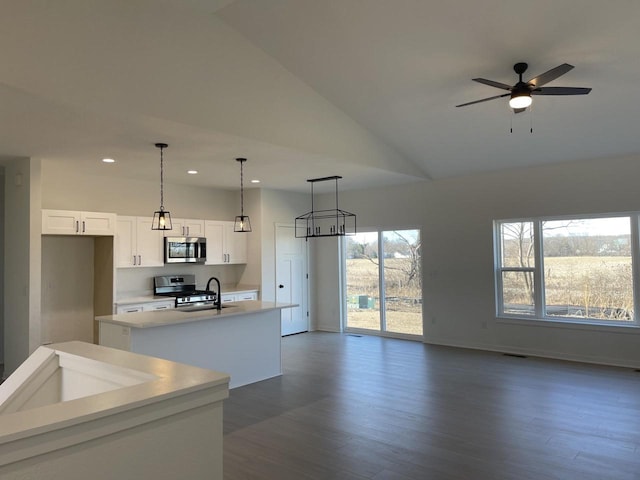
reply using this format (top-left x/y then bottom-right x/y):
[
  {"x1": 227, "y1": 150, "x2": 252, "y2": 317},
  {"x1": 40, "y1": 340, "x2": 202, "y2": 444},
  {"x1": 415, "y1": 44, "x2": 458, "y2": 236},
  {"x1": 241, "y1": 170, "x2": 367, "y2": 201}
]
[
  {"x1": 41, "y1": 164, "x2": 237, "y2": 219},
  {"x1": 315, "y1": 154, "x2": 640, "y2": 368},
  {"x1": 4, "y1": 158, "x2": 41, "y2": 375},
  {"x1": 238, "y1": 188, "x2": 262, "y2": 290},
  {"x1": 41, "y1": 236, "x2": 94, "y2": 344}
]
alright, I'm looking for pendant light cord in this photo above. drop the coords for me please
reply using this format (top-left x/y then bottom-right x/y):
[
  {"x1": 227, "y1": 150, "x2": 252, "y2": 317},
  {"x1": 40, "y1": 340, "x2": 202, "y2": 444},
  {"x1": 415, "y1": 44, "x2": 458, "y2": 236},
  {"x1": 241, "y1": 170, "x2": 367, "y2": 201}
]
[
  {"x1": 240, "y1": 159, "x2": 244, "y2": 216},
  {"x1": 159, "y1": 145, "x2": 165, "y2": 210}
]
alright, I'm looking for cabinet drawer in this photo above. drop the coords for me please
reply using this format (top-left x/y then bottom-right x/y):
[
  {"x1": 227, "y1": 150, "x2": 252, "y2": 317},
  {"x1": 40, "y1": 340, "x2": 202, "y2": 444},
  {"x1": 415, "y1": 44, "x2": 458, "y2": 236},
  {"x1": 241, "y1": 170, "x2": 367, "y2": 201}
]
[
  {"x1": 236, "y1": 292, "x2": 258, "y2": 301},
  {"x1": 117, "y1": 305, "x2": 144, "y2": 314},
  {"x1": 116, "y1": 300, "x2": 175, "y2": 314}
]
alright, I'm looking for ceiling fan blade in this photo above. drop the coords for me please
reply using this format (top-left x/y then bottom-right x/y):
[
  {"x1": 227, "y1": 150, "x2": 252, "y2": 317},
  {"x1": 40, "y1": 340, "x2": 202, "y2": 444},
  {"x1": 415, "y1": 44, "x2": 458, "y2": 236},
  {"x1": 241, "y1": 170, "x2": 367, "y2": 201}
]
[
  {"x1": 532, "y1": 86, "x2": 592, "y2": 95},
  {"x1": 528, "y1": 63, "x2": 574, "y2": 87},
  {"x1": 456, "y1": 93, "x2": 510, "y2": 107},
  {"x1": 472, "y1": 78, "x2": 512, "y2": 90}
]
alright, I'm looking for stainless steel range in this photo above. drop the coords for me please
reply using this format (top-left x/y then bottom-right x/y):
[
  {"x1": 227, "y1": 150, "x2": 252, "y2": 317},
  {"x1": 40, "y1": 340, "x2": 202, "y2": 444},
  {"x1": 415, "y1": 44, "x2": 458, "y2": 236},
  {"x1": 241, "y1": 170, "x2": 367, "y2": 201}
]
[{"x1": 153, "y1": 274, "x2": 216, "y2": 308}]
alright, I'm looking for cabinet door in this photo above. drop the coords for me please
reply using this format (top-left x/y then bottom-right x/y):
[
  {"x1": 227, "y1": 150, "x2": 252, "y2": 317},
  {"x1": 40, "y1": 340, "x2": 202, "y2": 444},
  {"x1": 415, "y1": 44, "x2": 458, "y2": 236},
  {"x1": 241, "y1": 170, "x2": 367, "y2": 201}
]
[
  {"x1": 183, "y1": 219, "x2": 205, "y2": 237},
  {"x1": 224, "y1": 222, "x2": 248, "y2": 264},
  {"x1": 136, "y1": 217, "x2": 165, "y2": 267},
  {"x1": 81, "y1": 211, "x2": 116, "y2": 236},
  {"x1": 166, "y1": 218, "x2": 205, "y2": 237},
  {"x1": 205, "y1": 221, "x2": 225, "y2": 264},
  {"x1": 166, "y1": 219, "x2": 184, "y2": 237},
  {"x1": 42, "y1": 210, "x2": 80, "y2": 235},
  {"x1": 116, "y1": 216, "x2": 137, "y2": 267}
]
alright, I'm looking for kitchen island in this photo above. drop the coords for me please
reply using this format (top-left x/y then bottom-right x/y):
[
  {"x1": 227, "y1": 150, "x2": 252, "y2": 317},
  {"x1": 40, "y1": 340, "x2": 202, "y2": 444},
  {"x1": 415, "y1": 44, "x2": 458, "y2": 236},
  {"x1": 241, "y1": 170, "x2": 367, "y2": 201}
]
[{"x1": 96, "y1": 301, "x2": 294, "y2": 388}]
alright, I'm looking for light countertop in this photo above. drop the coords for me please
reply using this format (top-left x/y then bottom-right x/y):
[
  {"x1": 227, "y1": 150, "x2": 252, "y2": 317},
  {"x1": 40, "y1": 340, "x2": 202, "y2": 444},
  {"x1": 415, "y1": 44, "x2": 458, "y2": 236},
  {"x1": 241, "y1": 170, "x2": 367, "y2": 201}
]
[
  {"x1": 96, "y1": 300, "x2": 296, "y2": 329},
  {"x1": 0, "y1": 341, "x2": 229, "y2": 444}
]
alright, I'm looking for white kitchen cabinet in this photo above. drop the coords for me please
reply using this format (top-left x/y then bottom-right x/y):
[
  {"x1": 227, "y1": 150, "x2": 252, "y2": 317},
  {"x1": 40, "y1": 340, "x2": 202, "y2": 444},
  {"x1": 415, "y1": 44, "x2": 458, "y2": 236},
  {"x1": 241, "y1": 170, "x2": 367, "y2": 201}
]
[
  {"x1": 221, "y1": 291, "x2": 258, "y2": 303},
  {"x1": 220, "y1": 294, "x2": 235, "y2": 304},
  {"x1": 204, "y1": 221, "x2": 225, "y2": 264},
  {"x1": 116, "y1": 304, "x2": 144, "y2": 314},
  {"x1": 147, "y1": 301, "x2": 174, "y2": 311},
  {"x1": 42, "y1": 209, "x2": 116, "y2": 236},
  {"x1": 116, "y1": 216, "x2": 165, "y2": 268},
  {"x1": 225, "y1": 222, "x2": 248, "y2": 264},
  {"x1": 116, "y1": 300, "x2": 175, "y2": 314},
  {"x1": 204, "y1": 220, "x2": 248, "y2": 265},
  {"x1": 236, "y1": 291, "x2": 258, "y2": 301},
  {"x1": 166, "y1": 218, "x2": 205, "y2": 237}
]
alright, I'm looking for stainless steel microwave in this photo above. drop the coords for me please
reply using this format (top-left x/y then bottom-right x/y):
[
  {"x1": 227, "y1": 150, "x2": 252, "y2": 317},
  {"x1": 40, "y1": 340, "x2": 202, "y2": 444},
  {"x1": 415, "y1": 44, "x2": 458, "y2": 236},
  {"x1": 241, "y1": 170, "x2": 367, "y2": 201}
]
[{"x1": 164, "y1": 237, "x2": 206, "y2": 264}]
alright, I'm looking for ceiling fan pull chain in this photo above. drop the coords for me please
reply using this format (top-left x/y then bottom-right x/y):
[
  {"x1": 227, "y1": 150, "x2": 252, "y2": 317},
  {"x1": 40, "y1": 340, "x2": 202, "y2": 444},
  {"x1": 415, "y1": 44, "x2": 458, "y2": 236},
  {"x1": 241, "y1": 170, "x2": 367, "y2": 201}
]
[
  {"x1": 509, "y1": 115, "x2": 513, "y2": 134},
  {"x1": 530, "y1": 107, "x2": 533, "y2": 134}
]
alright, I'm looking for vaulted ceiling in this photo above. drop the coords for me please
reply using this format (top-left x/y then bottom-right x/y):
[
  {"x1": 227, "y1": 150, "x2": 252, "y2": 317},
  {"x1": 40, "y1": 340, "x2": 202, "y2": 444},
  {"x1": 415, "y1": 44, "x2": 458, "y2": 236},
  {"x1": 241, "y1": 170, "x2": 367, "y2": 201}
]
[{"x1": 1, "y1": 0, "x2": 639, "y2": 192}]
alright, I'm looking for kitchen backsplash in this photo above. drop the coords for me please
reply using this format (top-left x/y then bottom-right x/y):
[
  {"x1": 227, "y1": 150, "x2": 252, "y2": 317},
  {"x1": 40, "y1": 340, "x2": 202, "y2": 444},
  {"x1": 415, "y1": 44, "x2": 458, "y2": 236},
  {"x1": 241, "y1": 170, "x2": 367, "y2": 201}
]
[{"x1": 116, "y1": 264, "x2": 245, "y2": 298}]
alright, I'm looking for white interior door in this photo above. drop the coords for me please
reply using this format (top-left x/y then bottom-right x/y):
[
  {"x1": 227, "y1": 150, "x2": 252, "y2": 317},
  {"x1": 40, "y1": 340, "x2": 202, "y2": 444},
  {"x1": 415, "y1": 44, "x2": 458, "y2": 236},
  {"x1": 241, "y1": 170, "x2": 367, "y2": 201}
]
[{"x1": 276, "y1": 224, "x2": 308, "y2": 336}]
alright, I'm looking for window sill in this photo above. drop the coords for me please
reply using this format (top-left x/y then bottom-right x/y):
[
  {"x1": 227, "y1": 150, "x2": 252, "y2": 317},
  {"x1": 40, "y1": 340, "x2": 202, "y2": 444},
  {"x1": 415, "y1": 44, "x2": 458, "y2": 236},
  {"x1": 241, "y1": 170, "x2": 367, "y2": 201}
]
[{"x1": 496, "y1": 315, "x2": 640, "y2": 334}]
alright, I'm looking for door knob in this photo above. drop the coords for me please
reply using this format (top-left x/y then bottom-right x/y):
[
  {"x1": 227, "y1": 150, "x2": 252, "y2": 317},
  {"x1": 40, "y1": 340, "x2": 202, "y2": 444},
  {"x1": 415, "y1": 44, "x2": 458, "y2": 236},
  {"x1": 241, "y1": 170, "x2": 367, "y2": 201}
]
[{"x1": 279, "y1": 284, "x2": 284, "y2": 288}]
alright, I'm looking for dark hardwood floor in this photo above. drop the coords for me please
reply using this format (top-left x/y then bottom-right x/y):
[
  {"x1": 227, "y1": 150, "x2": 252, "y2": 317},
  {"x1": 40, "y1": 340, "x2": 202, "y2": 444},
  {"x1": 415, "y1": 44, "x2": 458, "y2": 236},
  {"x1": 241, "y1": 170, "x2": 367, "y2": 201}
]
[{"x1": 224, "y1": 332, "x2": 640, "y2": 480}]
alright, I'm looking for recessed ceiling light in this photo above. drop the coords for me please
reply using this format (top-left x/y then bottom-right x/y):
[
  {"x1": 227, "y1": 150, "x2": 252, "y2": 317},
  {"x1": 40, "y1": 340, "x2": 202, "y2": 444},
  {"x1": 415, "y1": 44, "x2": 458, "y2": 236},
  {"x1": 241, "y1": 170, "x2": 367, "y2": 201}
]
[
  {"x1": 102, "y1": 158, "x2": 115, "y2": 163},
  {"x1": 251, "y1": 179, "x2": 260, "y2": 184},
  {"x1": 187, "y1": 170, "x2": 198, "y2": 175}
]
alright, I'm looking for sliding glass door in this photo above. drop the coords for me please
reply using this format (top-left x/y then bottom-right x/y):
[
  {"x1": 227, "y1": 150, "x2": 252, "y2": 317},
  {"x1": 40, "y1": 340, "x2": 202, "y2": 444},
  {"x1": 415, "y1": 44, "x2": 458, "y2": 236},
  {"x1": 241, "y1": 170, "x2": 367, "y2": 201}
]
[
  {"x1": 345, "y1": 231, "x2": 381, "y2": 330},
  {"x1": 345, "y1": 229, "x2": 422, "y2": 338},
  {"x1": 382, "y1": 230, "x2": 422, "y2": 335}
]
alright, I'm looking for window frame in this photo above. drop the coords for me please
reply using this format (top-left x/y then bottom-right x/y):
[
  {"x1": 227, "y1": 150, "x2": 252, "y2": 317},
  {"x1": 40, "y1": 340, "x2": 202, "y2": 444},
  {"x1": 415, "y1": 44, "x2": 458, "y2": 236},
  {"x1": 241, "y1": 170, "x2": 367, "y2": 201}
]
[{"x1": 494, "y1": 213, "x2": 640, "y2": 328}]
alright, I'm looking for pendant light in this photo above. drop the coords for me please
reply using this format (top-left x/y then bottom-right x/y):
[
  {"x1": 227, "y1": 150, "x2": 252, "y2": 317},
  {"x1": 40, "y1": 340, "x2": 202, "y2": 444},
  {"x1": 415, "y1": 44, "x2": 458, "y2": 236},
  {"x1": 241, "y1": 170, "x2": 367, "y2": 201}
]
[
  {"x1": 151, "y1": 142, "x2": 173, "y2": 231},
  {"x1": 234, "y1": 158, "x2": 252, "y2": 232}
]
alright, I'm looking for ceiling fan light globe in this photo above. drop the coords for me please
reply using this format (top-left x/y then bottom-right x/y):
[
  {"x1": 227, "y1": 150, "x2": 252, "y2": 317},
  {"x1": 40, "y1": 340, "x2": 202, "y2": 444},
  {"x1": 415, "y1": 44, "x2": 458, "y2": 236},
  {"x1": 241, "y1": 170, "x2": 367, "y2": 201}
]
[{"x1": 509, "y1": 94, "x2": 532, "y2": 109}]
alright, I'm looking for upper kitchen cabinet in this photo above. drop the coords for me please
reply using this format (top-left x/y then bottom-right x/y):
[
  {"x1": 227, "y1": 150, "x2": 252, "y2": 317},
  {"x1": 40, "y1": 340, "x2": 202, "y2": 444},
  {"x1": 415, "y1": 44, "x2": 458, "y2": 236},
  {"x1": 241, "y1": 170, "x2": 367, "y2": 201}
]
[
  {"x1": 116, "y1": 216, "x2": 164, "y2": 268},
  {"x1": 167, "y1": 218, "x2": 205, "y2": 238},
  {"x1": 42, "y1": 209, "x2": 116, "y2": 236},
  {"x1": 204, "y1": 220, "x2": 247, "y2": 265}
]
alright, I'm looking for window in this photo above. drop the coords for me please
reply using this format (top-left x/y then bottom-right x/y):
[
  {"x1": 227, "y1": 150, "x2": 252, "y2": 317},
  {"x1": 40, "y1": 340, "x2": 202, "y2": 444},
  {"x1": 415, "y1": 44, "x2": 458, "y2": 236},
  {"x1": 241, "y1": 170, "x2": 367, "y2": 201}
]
[
  {"x1": 345, "y1": 229, "x2": 422, "y2": 337},
  {"x1": 495, "y1": 215, "x2": 636, "y2": 325}
]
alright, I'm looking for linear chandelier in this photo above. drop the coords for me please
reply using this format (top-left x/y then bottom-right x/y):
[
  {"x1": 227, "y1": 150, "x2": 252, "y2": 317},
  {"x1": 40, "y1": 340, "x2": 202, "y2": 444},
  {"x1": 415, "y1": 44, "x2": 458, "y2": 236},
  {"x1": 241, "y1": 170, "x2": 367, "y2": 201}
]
[{"x1": 295, "y1": 175, "x2": 356, "y2": 238}]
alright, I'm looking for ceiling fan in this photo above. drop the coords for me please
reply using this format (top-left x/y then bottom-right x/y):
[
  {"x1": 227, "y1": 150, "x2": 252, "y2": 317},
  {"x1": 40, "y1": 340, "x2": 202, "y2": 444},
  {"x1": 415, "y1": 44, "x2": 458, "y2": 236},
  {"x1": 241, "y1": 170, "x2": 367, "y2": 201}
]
[{"x1": 456, "y1": 62, "x2": 592, "y2": 113}]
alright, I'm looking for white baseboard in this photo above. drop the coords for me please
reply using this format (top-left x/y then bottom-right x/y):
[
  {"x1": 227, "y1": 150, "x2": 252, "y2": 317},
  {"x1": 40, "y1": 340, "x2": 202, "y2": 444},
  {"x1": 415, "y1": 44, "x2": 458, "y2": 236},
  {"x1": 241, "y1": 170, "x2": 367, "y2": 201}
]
[{"x1": 423, "y1": 337, "x2": 640, "y2": 369}]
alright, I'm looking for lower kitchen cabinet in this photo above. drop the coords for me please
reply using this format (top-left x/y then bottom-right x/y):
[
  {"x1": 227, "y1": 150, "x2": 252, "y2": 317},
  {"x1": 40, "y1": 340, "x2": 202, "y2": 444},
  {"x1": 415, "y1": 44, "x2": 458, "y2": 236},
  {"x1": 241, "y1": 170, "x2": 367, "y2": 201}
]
[
  {"x1": 116, "y1": 300, "x2": 175, "y2": 314},
  {"x1": 221, "y1": 291, "x2": 258, "y2": 303}
]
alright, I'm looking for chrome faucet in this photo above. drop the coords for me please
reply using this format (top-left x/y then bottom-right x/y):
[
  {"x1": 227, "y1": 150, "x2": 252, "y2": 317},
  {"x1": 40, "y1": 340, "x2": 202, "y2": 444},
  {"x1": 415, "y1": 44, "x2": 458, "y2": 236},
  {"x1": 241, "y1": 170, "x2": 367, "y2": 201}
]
[{"x1": 205, "y1": 277, "x2": 222, "y2": 310}]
